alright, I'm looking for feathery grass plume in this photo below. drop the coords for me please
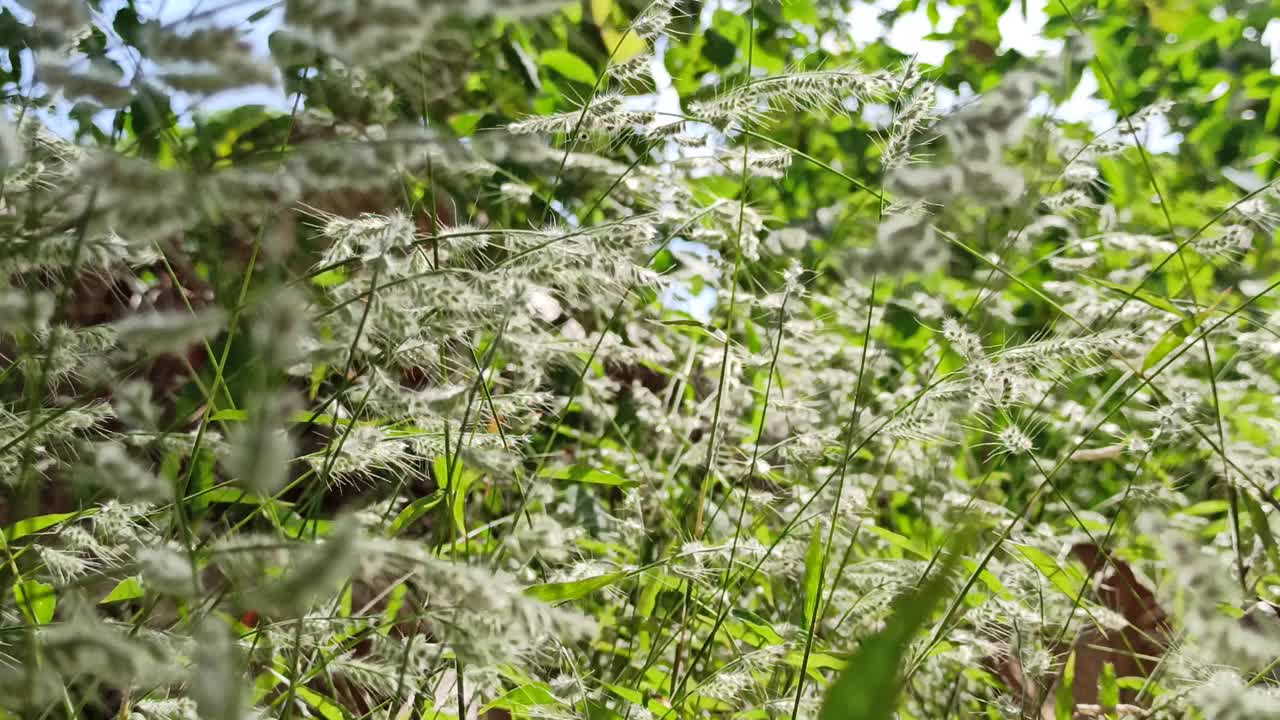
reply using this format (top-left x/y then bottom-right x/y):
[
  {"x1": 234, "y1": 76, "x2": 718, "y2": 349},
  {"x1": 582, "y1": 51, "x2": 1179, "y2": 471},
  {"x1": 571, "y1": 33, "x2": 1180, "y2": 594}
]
[
  {"x1": 282, "y1": 0, "x2": 568, "y2": 64},
  {"x1": 1190, "y1": 672, "x2": 1280, "y2": 720},
  {"x1": 129, "y1": 698, "x2": 200, "y2": 720},
  {"x1": 938, "y1": 69, "x2": 1052, "y2": 162},
  {"x1": 137, "y1": 545, "x2": 199, "y2": 597},
  {"x1": 992, "y1": 331, "x2": 1124, "y2": 375},
  {"x1": 35, "y1": 51, "x2": 133, "y2": 107},
  {"x1": 690, "y1": 66, "x2": 895, "y2": 126},
  {"x1": 112, "y1": 380, "x2": 161, "y2": 431},
  {"x1": 879, "y1": 85, "x2": 938, "y2": 172},
  {"x1": 287, "y1": 137, "x2": 391, "y2": 192},
  {"x1": 942, "y1": 317, "x2": 987, "y2": 366},
  {"x1": 361, "y1": 538, "x2": 599, "y2": 665},
  {"x1": 247, "y1": 287, "x2": 310, "y2": 370},
  {"x1": 606, "y1": 54, "x2": 653, "y2": 88},
  {"x1": 1197, "y1": 224, "x2": 1254, "y2": 256},
  {"x1": 0, "y1": 113, "x2": 22, "y2": 172},
  {"x1": 991, "y1": 421, "x2": 1036, "y2": 458},
  {"x1": 308, "y1": 424, "x2": 414, "y2": 486},
  {"x1": 1144, "y1": 512, "x2": 1280, "y2": 670},
  {"x1": 0, "y1": 288, "x2": 53, "y2": 334},
  {"x1": 631, "y1": 0, "x2": 683, "y2": 40},
  {"x1": 189, "y1": 618, "x2": 248, "y2": 720},
  {"x1": 249, "y1": 516, "x2": 361, "y2": 616},
  {"x1": 82, "y1": 153, "x2": 200, "y2": 239},
  {"x1": 74, "y1": 442, "x2": 170, "y2": 502},
  {"x1": 141, "y1": 25, "x2": 277, "y2": 94},
  {"x1": 226, "y1": 392, "x2": 297, "y2": 495},
  {"x1": 315, "y1": 210, "x2": 417, "y2": 267},
  {"x1": 112, "y1": 307, "x2": 226, "y2": 357},
  {"x1": 872, "y1": 202, "x2": 945, "y2": 273},
  {"x1": 21, "y1": 325, "x2": 114, "y2": 385},
  {"x1": 685, "y1": 147, "x2": 794, "y2": 180},
  {"x1": 200, "y1": 167, "x2": 302, "y2": 220},
  {"x1": 89, "y1": 500, "x2": 155, "y2": 548},
  {"x1": 35, "y1": 543, "x2": 100, "y2": 584},
  {"x1": 1062, "y1": 159, "x2": 1103, "y2": 188},
  {"x1": 42, "y1": 602, "x2": 176, "y2": 689},
  {"x1": 507, "y1": 95, "x2": 656, "y2": 144},
  {"x1": 0, "y1": 230, "x2": 160, "y2": 274},
  {"x1": 1235, "y1": 195, "x2": 1280, "y2": 234},
  {"x1": 15, "y1": 0, "x2": 88, "y2": 33},
  {"x1": 0, "y1": 402, "x2": 113, "y2": 485}
]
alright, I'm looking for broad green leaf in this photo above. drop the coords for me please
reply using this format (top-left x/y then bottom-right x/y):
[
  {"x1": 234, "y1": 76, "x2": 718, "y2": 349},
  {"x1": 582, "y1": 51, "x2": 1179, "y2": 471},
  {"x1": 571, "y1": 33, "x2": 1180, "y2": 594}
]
[
  {"x1": 101, "y1": 576, "x2": 145, "y2": 604},
  {"x1": 1055, "y1": 652, "x2": 1077, "y2": 720},
  {"x1": 540, "y1": 464, "x2": 636, "y2": 487},
  {"x1": 1013, "y1": 544, "x2": 1086, "y2": 600},
  {"x1": 0, "y1": 512, "x2": 78, "y2": 547},
  {"x1": 1181, "y1": 499, "x2": 1230, "y2": 516},
  {"x1": 380, "y1": 582, "x2": 408, "y2": 635},
  {"x1": 196, "y1": 487, "x2": 293, "y2": 507},
  {"x1": 524, "y1": 571, "x2": 626, "y2": 603},
  {"x1": 865, "y1": 525, "x2": 929, "y2": 559},
  {"x1": 540, "y1": 49, "x2": 597, "y2": 85},
  {"x1": 784, "y1": 650, "x2": 846, "y2": 672},
  {"x1": 294, "y1": 687, "x2": 347, "y2": 720},
  {"x1": 433, "y1": 455, "x2": 456, "y2": 491},
  {"x1": 961, "y1": 558, "x2": 1010, "y2": 599},
  {"x1": 13, "y1": 579, "x2": 55, "y2": 624},
  {"x1": 1145, "y1": 0, "x2": 1195, "y2": 32},
  {"x1": 1143, "y1": 321, "x2": 1188, "y2": 371},
  {"x1": 448, "y1": 111, "x2": 482, "y2": 136},
  {"x1": 601, "y1": 29, "x2": 647, "y2": 62},
  {"x1": 1099, "y1": 661, "x2": 1119, "y2": 709},
  {"x1": 483, "y1": 685, "x2": 560, "y2": 710},
  {"x1": 390, "y1": 492, "x2": 443, "y2": 535},
  {"x1": 589, "y1": 0, "x2": 611, "y2": 23}
]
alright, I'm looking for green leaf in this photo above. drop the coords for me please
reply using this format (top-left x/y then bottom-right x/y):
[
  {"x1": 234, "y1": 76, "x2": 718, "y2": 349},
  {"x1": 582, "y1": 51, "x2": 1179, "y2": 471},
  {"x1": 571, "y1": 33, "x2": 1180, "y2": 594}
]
[
  {"x1": 196, "y1": 487, "x2": 293, "y2": 507},
  {"x1": 1181, "y1": 499, "x2": 1230, "y2": 516},
  {"x1": 483, "y1": 685, "x2": 560, "y2": 710},
  {"x1": 380, "y1": 582, "x2": 408, "y2": 634},
  {"x1": 1099, "y1": 661, "x2": 1119, "y2": 709},
  {"x1": 1055, "y1": 652, "x2": 1077, "y2": 720},
  {"x1": 294, "y1": 687, "x2": 347, "y2": 720},
  {"x1": 1143, "y1": 321, "x2": 1188, "y2": 371},
  {"x1": 101, "y1": 576, "x2": 145, "y2": 604},
  {"x1": 449, "y1": 111, "x2": 483, "y2": 136},
  {"x1": 803, "y1": 521, "x2": 825, "y2": 628},
  {"x1": 1013, "y1": 544, "x2": 1086, "y2": 600},
  {"x1": 0, "y1": 512, "x2": 79, "y2": 548},
  {"x1": 1091, "y1": 278, "x2": 1185, "y2": 318},
  {"x1": 600, "y1": 28, "x2": 647, "y2": 62},
  {"x1": 540, "y1": 49, "x2": 597, "y2": 85},
  {"x1": 13, "y1": 579, "x2": 55, "y2": 624},
  {"x1": 524, "y1": 571, "x2": 626, "y2": 603},
  {"x1": 540, "y1": 464, "x2": 636, "y2": 487},
  {"x1": 818, "y1": 541, "x2": 963, "y2": 720},
  {"x1": 390, "y1": 492, "x2": 443, "y2": 535},
  {"x1": 701, "y1": 28, "x2": 737, "y2": 67},
  {"x1": 589, "y1": 0, "x2": 612, "y2": 23},
  {"x1": 865, "y1": 525, "x2": 930, "y2": 559}
]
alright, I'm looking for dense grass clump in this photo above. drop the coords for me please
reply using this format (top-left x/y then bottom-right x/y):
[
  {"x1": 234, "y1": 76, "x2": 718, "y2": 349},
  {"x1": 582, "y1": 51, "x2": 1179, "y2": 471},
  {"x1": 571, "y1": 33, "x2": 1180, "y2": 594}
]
[{"x1": 1, "y1": 1, "x2": 1279, "y2": 719}]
